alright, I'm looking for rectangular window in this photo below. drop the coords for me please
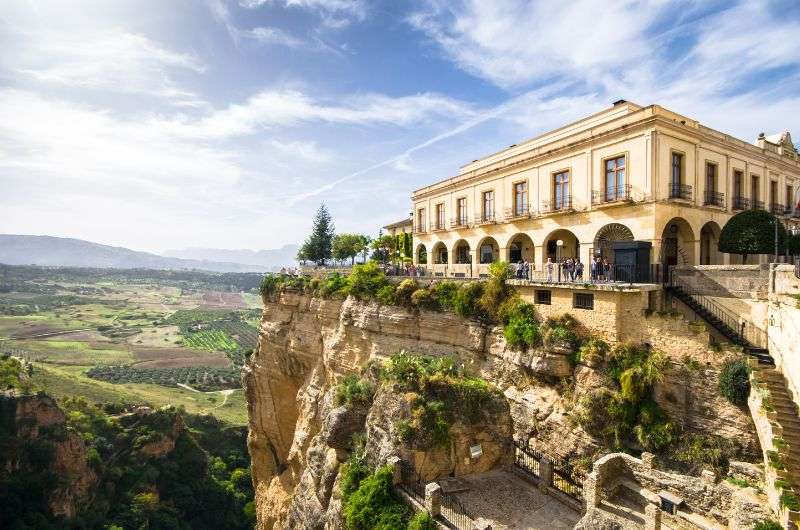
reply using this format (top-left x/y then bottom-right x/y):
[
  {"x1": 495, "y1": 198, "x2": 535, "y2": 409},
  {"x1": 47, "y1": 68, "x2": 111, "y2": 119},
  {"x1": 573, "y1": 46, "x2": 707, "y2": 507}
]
[
  {"x1": 733, "y1": 170, "x2": 743, "y2": 198},
  {"x1": 514, "y1": 182, "x2": 528, "y2": 215},
  {"x1": 535, "y1": 290, "x2": 551, "y2": 305},
  {"x1": 482, "y1": 190, "x2": 494, "y2": 221},
  {"x1": 417, "y1": 208, "x2": 426, "y2": 231},
  {"x1": 435, "y1": 203, "x2": 445, "y2": 230},
  {"x1": 605, "y1": 156, "x2": 625, "y2": 200},
  {"x1": 573, "y1": 293, "x2": 594, "y2": 310},
  {"x1": 553, "y1": 170, "x2": 570, "y2": 210},
  {"x1": 705, "y1": 162, "x2": 717, "y2": 193},
  {"x1": 671, "y1": 152, "x2": 683, "y2": 187},
  {"x1": 770, "y1": 180, "x2": 778, "y2": 206},
  {"x1": 457, "y1": 197, "x2": 467, "y2": 226},
  {"x1": 751, "y1": 175, "x2": 760, "y2": 202},
  {"x1": 787, "y1": 185, "x2": 794, "y2": 212}
]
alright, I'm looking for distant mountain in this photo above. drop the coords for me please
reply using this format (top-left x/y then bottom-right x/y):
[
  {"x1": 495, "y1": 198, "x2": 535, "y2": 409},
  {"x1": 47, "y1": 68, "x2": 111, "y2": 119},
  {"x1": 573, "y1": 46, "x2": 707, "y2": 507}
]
[
  {"x1": 163, "y1": 245, "x2": 299, "y2": 270},
  {"x1": 0, "y1": 234, "x2": 271, "y2": 273}
]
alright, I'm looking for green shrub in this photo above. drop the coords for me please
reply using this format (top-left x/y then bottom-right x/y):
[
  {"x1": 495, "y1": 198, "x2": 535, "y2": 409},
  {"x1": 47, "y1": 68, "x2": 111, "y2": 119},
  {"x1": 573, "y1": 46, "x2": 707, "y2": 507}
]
[
  {"x1": 753, "y1": 520, "x2": 783, "y2": 530},
  {"x1": 478, "y1": 262, "x2": 512, "y2": 320},
  {"x1": 334, "y1": 375, "x2": 374, "y2": 407},
  {"x1": 340, "y1": 448, "x2": 371, "y2": 502},
  {"x1": 410, "y1": 289, "x2": 438, "y2": 310},
  {"x1": 343, "y1": 465, "x2": 409, "y2": 530},
  {"x1": 767, "y1": 450, "x2": 785, "y2": 470},
  {"x1": 395, "y1": 279, "x2": 418, "y2": 306},
  {"x1": 576, "y1": 337, "x2": 609, "y2": 365},
  {"x1": 347, "y1": 262, "x2": 389, "y2": 300},
  {"x1": 718, "y1": 357, "x2": 750, "y2": 405},
  {"x1": 259, "y1": 274, "x2": 281, "y2": 297},
  {"x1": 453, "y1": 282, "x2": 485, "y2": 318},
  {"x1": 542, "y1": 315, "x2": 581, "y2": 349},
  {"x1": 320, "y1": 272, "x2": 348, "y2": 298},
  {"x1": 780, "y1": 490, "x2": 800, "y2": 511},
  {"x1": 407, "y1": 511, "x2": 438, "y2": 530},
  {"x1": 503, "y1": 301, "x2": 540, "y2": 350},
  {"x1": 376, "y1": 284, "x2": 397, "y2": 306},
  {"x1": 431, "y1": 280, "x2": 459, "y2": 310}
]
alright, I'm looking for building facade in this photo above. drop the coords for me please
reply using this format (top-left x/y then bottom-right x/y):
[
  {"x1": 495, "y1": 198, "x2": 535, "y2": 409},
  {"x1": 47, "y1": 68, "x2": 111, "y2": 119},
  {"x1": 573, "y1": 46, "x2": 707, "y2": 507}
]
[{"x1": 411, "y1": 101, "x2": 800, "y2": 277}]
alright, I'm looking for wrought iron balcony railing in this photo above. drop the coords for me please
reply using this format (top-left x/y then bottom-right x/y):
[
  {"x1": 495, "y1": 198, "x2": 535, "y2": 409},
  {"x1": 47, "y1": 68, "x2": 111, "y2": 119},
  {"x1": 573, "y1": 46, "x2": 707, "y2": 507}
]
[
  {"x1": 751, "y1": 200, "x2": 765, "y2": 211},
  {"x1": 413, "y1": 224, "x2": 427, "y2": 234},
  {"x1": 703, "y1": 190, "x2": 725, "y2": 208},
  {"x1": 503, "y1": 205, "x2": 530, "y2": 221},
  {"x1": 669, "y1": 184, "x2": 692, "y2": 200},
  {"x1": 541, "y1": 195, "x2": 573, "y2": 213},
  {"x1": 450, "y1": 217, "x2": 469, "y2": 229},
  {"x1": 592, "y1": 184, "x2": 631, "y2": 205},
  {"x1": 732, "y1": 196, "x2": 750, "y2": 210},
  {"x1": 783, "y1": 205, "x2": 794, "y2": 216},
  {"x1": 474, "y1": 212, "x2": 496, "y2": 225},
  {"x1": 770, "y1": 203, "x2": 786, "y2": 216}
]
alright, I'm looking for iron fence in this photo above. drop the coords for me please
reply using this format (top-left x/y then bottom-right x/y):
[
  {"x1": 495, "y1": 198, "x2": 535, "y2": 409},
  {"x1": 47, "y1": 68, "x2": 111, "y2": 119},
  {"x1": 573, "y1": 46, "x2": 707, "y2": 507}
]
[
  {"x1": 397, "y1": 461, "x2": 426, "y2": 504},
  {"x1": 770, "y1": 203, "x2": 786, "y2": 216},
  {"x1": 703, "y1": 190, "x2": 725, "y2": 207},
  {"x1": 552, "y1": 467, "x2": 584, "y2": 501},
  {"x1": 752, "y1": 200, "x2": 765, "y2": 210},
  {"x1": 669, "y1": 184, "x2": 692, "y2": 200},
  {"x1": 732, "y1": 196, "x2": 750, "y2": 210},
  {"x1": 513, "y1": 440, "x2": 542, "y2": 478},
  {"x1": 541, "y1": 195, "x2": 573, "y2": 213},
  {"x1": 439, "y1": 490, "x2": 475, "y2": 530},
  {"x1": 592, "y1": 184, "x2": 631, "y2": 205}
]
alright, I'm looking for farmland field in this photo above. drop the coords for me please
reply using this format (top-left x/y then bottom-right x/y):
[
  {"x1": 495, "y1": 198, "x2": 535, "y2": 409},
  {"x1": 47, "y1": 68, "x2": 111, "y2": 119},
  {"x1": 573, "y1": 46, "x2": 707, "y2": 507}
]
[{"x1": 0, "y1": 264, "x2": 264, "y2": 426}]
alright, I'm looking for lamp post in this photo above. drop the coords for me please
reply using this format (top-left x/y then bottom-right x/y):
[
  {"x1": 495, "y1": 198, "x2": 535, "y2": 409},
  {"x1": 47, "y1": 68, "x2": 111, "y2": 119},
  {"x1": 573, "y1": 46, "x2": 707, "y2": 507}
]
[{"x1": 556, "y1": 239, "x2": 564, "y2": 283}]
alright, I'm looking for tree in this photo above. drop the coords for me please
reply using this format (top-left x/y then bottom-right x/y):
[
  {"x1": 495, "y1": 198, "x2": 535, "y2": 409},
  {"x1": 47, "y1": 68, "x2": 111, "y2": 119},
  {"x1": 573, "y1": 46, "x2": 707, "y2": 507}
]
[
  {"x1": 303, "y1": 204, "x2": 335, "y2": 265},
  {"x1": 370, "y1": 234, "x2": 396, "y2": 265},
  {"x1": 296, "y1": 243, "x2": 310, "y2": 266},
  {"x1": 332, "y1": 233, "x2": 368, "y2": 265},
  {"x1": 719, "y1": 209, "x2": 786, "y2": 263},
  {"x1": 788, "y1": 232, "x2": 800, "y2": 256},
  {"x1": 358, "y1": 235, "x2": 372, "y2": 264}
]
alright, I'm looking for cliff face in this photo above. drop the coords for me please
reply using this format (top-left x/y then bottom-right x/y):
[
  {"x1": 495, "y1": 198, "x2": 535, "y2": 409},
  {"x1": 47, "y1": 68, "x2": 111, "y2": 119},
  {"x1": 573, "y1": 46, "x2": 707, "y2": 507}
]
[{"x1": 246, "y1": 292, "x2": 760, "y2": 529}]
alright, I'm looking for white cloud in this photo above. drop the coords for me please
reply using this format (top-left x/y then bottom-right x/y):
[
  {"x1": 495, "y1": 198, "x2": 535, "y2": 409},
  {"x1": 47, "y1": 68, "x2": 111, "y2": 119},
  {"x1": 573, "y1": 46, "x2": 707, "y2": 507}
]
[
  {"x1": 9, "y1": 27, "x2": 205, "y2": 104},
  {"x1": 268, "y1": 139, "x2": 333, "y2": 163},
  {"x1": 155, "y1": 89, "x2": 476, "y2": 139},
  {"x1": 243, "y1": 26, "x2": 305, "y2": 47},
  {"x1": 239, "y1": 0, "x2": 366, "y2": 26}
]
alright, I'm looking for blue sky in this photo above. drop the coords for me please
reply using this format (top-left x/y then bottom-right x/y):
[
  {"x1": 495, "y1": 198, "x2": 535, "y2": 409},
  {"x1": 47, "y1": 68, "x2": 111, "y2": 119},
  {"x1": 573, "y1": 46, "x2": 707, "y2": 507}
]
[{"x1": 1, "y1": 0, "x2": 799, "y2": 253}]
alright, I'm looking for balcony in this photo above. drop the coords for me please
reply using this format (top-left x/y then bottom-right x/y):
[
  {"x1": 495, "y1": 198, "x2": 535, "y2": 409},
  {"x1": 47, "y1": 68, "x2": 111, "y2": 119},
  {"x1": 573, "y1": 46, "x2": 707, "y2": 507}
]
[
  {"x1": 770, "y1": 203, "x2": 786, "y2": 216},
  {"x1": 592, "y1": 185, "x2": 631, "y2": 205},
  {"x1": 474, "y1": 213, "x2": 496, "y2": 225},
  {"x1": 503, "y1": 205, "x2": 530, "y2": 221},
  {"x1": 703, "y1": 190, "x2": 725, "y2": 208},
  {"x1": 783, "y1": 205, "x2": 794, "y2": 216},
  {"x1": 751, "y1": 200, "x2": 765, "y2": 211},
  {"x1": 541, "y1": 196, "x2": 573, "y2": 214},
  {"x1": 669, "y1": 184, "x2": 692, "y2": 201},
  {"x1": 413, "y1": 224, "x2": 427, "y2": 235},
  {"x1": 431, "y1": 221, "x2": 448, "y2": 232},
  {"x1": 450, "y1": 217, "x2": 470, "y2": 229},
  {"x1": 732, "y1": 196, "x2": 750, "y2": 210}
]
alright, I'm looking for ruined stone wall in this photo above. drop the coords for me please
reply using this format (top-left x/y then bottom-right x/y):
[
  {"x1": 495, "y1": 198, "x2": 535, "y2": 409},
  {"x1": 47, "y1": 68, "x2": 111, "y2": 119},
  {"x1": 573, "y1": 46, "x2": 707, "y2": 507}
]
[
  {"x1": 768, "y1": 264, "x2": 800, "y2": 407},
  {"x1": 672, "y1": 265, "x2": 770, "y2": 299}
]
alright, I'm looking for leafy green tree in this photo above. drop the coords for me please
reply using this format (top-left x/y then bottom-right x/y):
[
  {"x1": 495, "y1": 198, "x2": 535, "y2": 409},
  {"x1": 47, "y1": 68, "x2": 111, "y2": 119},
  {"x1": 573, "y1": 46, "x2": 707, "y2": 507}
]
[
  {"x1": 302, "y1": 204, "x2": 335, "y2": 265},
  {"x1": 296, "y1": 243, "x2": 310, "y2": 265},
  {"x1": 333, "y1": 233, "x2": 368, "y2": 265},
  {"x1": 370, "y1": 234, "x2": 396, "y2": 265},
  {"x1": 787, "y1": 232, "x2": 800, "y2": 256},
  {"x1": 358, "y1": 235, "x2": 372, "y2": 264},
  {"x1": 719, "y1": 210, "x2": 786, "y2": 263}
]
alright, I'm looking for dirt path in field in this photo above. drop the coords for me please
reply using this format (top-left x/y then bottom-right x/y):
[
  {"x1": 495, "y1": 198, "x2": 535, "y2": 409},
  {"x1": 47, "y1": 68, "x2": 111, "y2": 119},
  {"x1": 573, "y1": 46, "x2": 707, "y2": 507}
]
[{"x1": 176, "y1": 384, "x2": 236, "y2": 409}]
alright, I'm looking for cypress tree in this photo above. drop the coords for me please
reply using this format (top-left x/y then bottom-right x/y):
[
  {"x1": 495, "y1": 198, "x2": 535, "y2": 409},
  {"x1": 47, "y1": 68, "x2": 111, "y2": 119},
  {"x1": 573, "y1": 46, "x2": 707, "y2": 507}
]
[{"x1": 304, "y1": 204, "x2": 335, "y2": 265}]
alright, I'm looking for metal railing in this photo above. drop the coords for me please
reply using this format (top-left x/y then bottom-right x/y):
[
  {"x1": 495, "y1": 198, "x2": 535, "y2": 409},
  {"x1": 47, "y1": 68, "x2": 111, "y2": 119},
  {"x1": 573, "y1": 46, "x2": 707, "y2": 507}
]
[
  {"x1": 732, "y1": 196, "x2": 750, "y2": 210},
  {"x1": 553, "y1": 466, "x2": 584, "y2": 501},
  {"x1": 450, "y1": 217, "x2": 469, "y2": 229},
  {"x1": 795, "y1": 258, "x2": 800, "y2": 279},
  {"x1": 592, "y1": 184, "x2": 631, "y2": 205},
  {"x1": 770, "y1": 203, "x2": 786, "y2": 215},
  {"x1": 751, "y1": 199, "x2": 765, "y2": 210},
  {"x1": 703, "y1": 190, "x2": 725, "y2": 207},
  {"x1": 414, "y1": 224, "x2": 427, "y2": 234},
  {"x1": 397, "y1": 461, "x2": 426, "y2": 504},
  {"x1": 669, "y1": 272, "x2": 768, "y2": 349},
  {"x1": 541, "y1": 195, "x2": 573, "y2": 213},
  {"x1": 503, "y1": 205, "x2": 530, "y2": 221},
  {"x1": 669, "y1": 183, "x2": 693, "y2": 200},
  {"x1": 524, "y1": 262, "x2": 661, "y2": 284},
  {"x1": 474, "y1": 213, "x2": 496, "y2": 225},
  {"x1": 513, "y1": 440, "x2": 542, "y2": 478},
  {"x1": 439, "y1": 490, "x2": 475, "y2": 530}
]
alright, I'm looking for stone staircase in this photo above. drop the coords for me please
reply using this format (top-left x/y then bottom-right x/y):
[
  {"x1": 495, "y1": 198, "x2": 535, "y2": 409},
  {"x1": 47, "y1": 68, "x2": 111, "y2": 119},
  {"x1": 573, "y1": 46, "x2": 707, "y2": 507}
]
[{"x1": 754, "y1": 365, "x2": 800, "y2": 492}]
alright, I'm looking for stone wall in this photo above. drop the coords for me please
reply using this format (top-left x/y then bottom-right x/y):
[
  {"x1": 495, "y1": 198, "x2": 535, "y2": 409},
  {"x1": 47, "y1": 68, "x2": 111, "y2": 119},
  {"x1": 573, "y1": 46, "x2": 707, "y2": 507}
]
[
  {"x1": 768, "y1": 264, "x2": 800, "y2": 407},
  {"x1": 672, "y1": 265, "x2": 770, "y2": 299}
]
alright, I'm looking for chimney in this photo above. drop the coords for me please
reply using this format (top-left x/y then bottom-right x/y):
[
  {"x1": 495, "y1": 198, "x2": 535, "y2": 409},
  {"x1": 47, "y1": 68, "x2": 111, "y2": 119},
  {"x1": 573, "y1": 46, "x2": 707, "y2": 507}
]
[{"x1": 612, "y1": 99, "x2": 627, "y2": 106}]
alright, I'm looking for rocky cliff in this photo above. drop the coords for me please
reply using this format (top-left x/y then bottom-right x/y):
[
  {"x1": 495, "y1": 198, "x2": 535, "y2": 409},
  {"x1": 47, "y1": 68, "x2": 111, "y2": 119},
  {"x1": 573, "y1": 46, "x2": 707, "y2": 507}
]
[{"x1": 246, "y1": 291, "x2": 761, "y2": 529}]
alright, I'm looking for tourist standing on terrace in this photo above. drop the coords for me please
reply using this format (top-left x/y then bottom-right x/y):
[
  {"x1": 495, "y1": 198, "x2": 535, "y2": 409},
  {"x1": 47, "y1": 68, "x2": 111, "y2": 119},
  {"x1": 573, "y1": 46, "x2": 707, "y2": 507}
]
[{"x1": 546, "y1": 258, "x2": 554, "y2": 282}]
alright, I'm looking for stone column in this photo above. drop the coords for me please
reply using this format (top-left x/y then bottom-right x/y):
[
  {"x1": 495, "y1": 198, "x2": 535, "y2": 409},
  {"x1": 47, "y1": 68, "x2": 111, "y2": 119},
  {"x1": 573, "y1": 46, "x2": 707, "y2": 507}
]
[
  {"x1": 645, "y1": 503, "x2": 661, "y2": 530},
  {"x1": 641, "y1": 452, "x2": 655, "y2": 469},
  {"x1": 583, "y1": 474, "x2": 600, "y2": 508},
  {"x1": 539, "y1": 456, "x2": 554, "y2": 493},
  {"x1": 425, "y1": 482, "x2": 442, "y2": 517},
  {"x1": 579, "y1": 242, "x2": 593, "y2": 268}
]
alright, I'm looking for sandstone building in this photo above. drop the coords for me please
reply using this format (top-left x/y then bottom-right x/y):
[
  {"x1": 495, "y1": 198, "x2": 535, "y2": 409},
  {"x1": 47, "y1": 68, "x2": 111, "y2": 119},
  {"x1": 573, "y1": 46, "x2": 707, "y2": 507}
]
[{"x1": 411, "y1": 101, "x2": 800, "y2": 277}]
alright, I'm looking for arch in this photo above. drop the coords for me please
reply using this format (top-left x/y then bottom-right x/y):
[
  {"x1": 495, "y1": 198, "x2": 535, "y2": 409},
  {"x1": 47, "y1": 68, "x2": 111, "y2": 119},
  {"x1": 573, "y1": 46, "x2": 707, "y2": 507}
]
[
  {"x1": 700, "y1": 221, "x2": 723, "y2": 265},
  {"x1": 451, "y1": 239, "x2": 471, "y2": 264},
  {"x1": 542, "y1": 229, "x2": 580, "y2": 263},
  {"x1": 660, "y1": 217, "x2": 696, "y2": 266},
  {"x1": 431, "y1": 241, "x2": 448, "y2": 264},
  {"x1": 593, "y1": 223, "x2": 635, "y2": 262},
  {"x1": 477, "y1": 236, "x2": 500, "y2": 264},
  {"x1": 416, "y1": 243, "x2": 428, "y2": 265},
  {"x1": 507, "y1": 233, "x2": 535, "y2": 263}
]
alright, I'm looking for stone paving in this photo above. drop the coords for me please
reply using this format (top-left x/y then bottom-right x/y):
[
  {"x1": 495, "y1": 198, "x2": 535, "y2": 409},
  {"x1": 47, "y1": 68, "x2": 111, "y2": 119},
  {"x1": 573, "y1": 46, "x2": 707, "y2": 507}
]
[{"x1": 452, "y1": 469, "x2": 581, "y2": 529}]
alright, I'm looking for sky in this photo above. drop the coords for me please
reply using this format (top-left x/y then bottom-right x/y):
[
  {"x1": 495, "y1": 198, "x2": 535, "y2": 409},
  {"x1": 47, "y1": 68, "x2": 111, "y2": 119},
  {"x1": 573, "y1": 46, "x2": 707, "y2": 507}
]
[{"x1": 1, "y1": 0, "x2": 799, "y2": 254}]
